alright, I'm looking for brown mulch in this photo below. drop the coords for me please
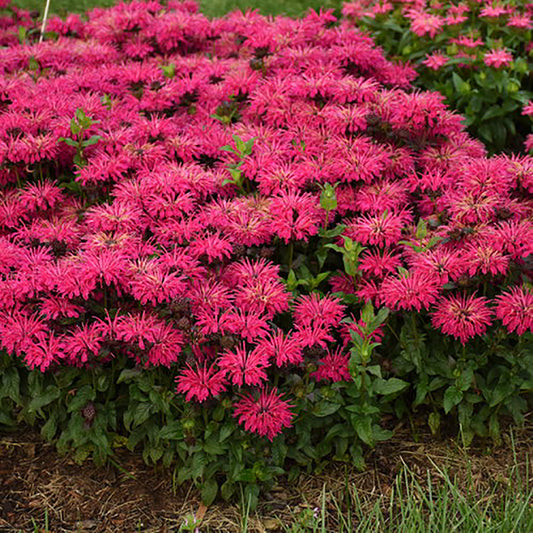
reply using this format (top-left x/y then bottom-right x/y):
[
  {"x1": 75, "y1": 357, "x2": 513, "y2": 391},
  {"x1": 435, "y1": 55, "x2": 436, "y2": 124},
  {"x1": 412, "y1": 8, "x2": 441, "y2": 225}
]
[{"x1": 0, "y1": 424, "x2": 531, "y2": 532}]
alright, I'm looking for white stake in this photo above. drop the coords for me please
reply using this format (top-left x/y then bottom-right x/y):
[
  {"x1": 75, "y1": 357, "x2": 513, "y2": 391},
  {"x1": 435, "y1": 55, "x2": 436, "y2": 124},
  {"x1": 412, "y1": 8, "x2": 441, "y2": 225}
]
[{"x1": 39, "y1": 0, "x2": 52, "y2": 43}]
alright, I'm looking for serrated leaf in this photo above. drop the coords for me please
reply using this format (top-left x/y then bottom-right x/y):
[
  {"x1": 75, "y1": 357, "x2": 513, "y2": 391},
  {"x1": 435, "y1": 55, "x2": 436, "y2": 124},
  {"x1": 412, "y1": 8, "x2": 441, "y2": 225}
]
[
  {"x1": 82, "y1": 135, "x2": 101, "y2": 148},
  {"x1": 313, "y1": 401, "x2": 341, "y2": 417},
  {"x1": 60, "y1": 137, "x2": 79, "y2": 147},
  {"x1": 132, "y1": 402, "x2": 153, "y2": 427},
  {"x1": 117, "y1": 368, "x2": 142, "y2": 383},
  {"x1": 443, "y1": 386, "x2": 463, "y2": 414},
  {"x1": 220, "y1": 480, "x2": 235, "y2": 501},
  {"x1": 67, "y1": 385, "x2": 96, "y2": 413},
  {"x1": 2, "y1": 367, "x2": 20, "y2": 403},
  {"x1": 201, "y1": 478, "x2": 218, "y2": 506},
  {"x1": 158, "y1": 421, "x2": 182, "y2": 440},
  {"x1": 428, "y1": 412, "x2": 440, "y2": 435},
  {"x1": 219, "y1": 422, "x2": 234, "y2": 442},
  {"x1": 373, "y1": 378, "x2": 409, "y2": 396},
  {"x1": 481, "y1": 105, "x2": 503, "y2": 121},
  {"x1": 41, "y1": 412, "x2": 58, "y2": 441},
  {"x1": 351, "y1": 415, "x2": 374, "y2": 446},
  {"x1": 28, "y1": 385, "x2": 60, "y2": 413}
]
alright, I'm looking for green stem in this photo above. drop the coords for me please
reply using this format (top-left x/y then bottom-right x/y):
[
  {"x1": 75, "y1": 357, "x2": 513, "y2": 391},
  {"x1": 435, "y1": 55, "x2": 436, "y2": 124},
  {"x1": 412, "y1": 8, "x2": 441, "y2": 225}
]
[{"x1": 288, "y1": 242, "x2": 294, "y2": 272}]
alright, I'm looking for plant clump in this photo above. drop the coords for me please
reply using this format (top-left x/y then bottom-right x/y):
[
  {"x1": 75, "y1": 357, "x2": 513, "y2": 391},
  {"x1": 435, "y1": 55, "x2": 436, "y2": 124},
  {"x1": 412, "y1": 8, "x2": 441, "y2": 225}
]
[{"x1": 0, "y1": 0, "x2": 531, "y2": 503}]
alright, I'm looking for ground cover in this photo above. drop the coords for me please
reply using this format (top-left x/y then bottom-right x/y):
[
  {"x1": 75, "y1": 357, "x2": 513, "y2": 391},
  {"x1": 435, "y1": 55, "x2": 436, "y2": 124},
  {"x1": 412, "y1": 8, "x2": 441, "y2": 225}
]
[{"x1": 1, "y1": 425, "x2": 531, "y2": 531}]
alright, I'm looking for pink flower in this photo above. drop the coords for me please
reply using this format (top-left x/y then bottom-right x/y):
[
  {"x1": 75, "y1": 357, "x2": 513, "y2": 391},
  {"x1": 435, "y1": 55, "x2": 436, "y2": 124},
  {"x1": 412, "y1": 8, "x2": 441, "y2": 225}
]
[
  {"x1": 268, "y1": 191, "x2": 321, "y2": 243},
  {"x1": 480, "y1": 4, "x2": 508, "y2": 18},
  {"x1": 176, "y1": 364, "x2": 227, "y2": 403},
  {"x1": 23, "y1": 334, "x2": 65, "y2": 371},
  {"x1": 407, "y1": 249, "x2": 464, "y2": 284},
  {"x1": 408, "y1": 11, "x2": 445, "y2": 39},
  {"x1": 449, "y1": 36, "x2": 484, "y2": 49},
  {"x1": 508, "y1": 14, "x2": 532, "y2": 29},
  {"x1": 255, "y1": 330, "x2": 303, "y2": 367},
  {"x1": 218, "y1": 343, "x2": 270, "y2": 387},
  {"x1": 432, "y1": 293, "x2": 492, "y2": 344},
  {"x1": 293, "y1": 293, "x2": 345, "y2": 331},
  {"x1": 233, "y1": 387, "x2": 293, "y2": 441},
  {"x1": 495, "y1": 287, "x2": 533, "y2": 335},
  {"x1": 381, "y1": 271, "x2": 440, "y2": 311},
  {"x1": 484, "y1": 49, "x2": 513, "y2": 68},
  {"x1": 226, "y1": 258, "x2": 290, "y2": 316},
  {"x1": 422, "y1": 51, "x2": 449, "y2": 70},
  {"x1": 62, "y1": 323, "x2": 102, "y2": 364},
  {"x1": 310, "y1": 347, "x2": 351, "y2": 383},
  {"x1": 463, "y1": 242, "x2": 509, "y2": 278},
  {"x1": 523, "y1": 101, "x2": 533, "y2": 116},
  {"x1": 222, "y1": 309, "x2": 270, "y2": 342},
  {"x1": 359, "y1": 248, "x2": 402, "y2": 279},
  {"x1": 345, "y1": 211, "x2": 408, "y2": 248}
]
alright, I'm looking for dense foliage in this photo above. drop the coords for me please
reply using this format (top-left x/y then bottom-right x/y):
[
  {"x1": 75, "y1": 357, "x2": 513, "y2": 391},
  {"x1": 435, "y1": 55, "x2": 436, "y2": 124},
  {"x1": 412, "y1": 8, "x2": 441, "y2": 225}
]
[
  {"x1": 343, "y1": 0, "x2": 533, "y2": 153},
  {"x1": 0, "y1": 0, "x2": 531, "y2": 504}
]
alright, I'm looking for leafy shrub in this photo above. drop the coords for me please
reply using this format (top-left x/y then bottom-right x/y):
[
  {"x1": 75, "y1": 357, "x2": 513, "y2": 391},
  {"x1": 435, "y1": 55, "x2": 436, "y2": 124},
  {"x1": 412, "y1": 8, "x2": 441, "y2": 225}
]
[
  {"x1": 342, "y1": 0, "x2": 533, "y2": 153},
  {"x1": 0, "y1": 0, "x2": 531, "y2": 503}
]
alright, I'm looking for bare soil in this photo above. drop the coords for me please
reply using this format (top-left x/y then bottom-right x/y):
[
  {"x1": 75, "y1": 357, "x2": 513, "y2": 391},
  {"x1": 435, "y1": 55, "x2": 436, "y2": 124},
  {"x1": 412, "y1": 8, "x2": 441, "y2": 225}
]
[{"x1": 1, "y1": 424, "x2": 531, "y2": 532}]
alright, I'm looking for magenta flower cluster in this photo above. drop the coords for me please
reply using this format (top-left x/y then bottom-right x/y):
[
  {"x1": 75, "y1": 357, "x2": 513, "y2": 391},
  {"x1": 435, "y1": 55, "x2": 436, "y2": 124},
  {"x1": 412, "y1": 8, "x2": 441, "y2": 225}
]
[{"x1": 0, "y1": 1, "x2": 531, "y2": 440}]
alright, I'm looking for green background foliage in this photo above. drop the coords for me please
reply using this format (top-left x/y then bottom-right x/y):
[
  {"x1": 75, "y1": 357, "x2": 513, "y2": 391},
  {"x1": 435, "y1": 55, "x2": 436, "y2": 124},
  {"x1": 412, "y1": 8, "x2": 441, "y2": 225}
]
[{"x1": 12, "y1": 0, "x2": 344, "y2": 17}]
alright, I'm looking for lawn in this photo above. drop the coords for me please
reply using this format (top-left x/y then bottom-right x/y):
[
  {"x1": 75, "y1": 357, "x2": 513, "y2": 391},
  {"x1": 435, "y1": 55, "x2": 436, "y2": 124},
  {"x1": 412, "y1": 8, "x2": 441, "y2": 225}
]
[{"x1": 13, "y1": 0, "x2": 344, "y2": 17}]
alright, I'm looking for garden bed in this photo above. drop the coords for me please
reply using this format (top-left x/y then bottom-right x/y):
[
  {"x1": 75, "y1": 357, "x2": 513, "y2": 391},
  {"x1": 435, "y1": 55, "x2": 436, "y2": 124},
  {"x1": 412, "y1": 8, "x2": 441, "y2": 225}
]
[{"x1": 1, "y1": 424, "x2": 531, "y2": 532}]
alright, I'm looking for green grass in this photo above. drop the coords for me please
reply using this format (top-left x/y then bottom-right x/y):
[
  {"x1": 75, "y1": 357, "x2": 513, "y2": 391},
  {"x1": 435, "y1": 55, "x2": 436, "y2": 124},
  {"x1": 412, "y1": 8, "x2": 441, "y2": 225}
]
[
  {"x1": 275, "y1": 459, "x2": 533, "y2": 533},
  {"x1": 11, "y1": 0, "x2": 344, "y2": 18}
]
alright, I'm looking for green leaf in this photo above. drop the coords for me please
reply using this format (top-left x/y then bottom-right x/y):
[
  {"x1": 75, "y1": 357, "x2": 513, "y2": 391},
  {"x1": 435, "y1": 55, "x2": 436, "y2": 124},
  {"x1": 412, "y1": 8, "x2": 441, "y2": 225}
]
[
  {"x1": 2, "y1": 367, "x2": 20, "y2": 403},
  {"x1": 415, "y1": 218, "x2": 427, "y2": 239},
  {"x1": 220, "y1": 481, "x2": 235, "y2": 501},
  {"x1": 320, "y1": 183, "x2": 337, "y2": 211},
  {"x1": 351, "y1": 415, "x2": 374, "y2": 446},
  {"x1": 456, "y1": 367, "x2": 474, "y2": 392},
  {"x1": 489, "y1": 379, "x2": 514, "y2": 407},
  {"x1": 82, "y1": 135, "x2": 101, "y2": 148},
  {"x1": 41, "y1": 412, "x2": 58, "y2": 441},
  {"x1": 286, "y1": 269, "x2": 297, "y2": 291},
  {"x1": 28, "y1": 56, "x2": 40, "y2": 71},
  {"x1": 366, "y1": 365, "x2": 382, "y2": 378},
  {"x1": 28, "y1": 385, "x2": 60, "y2": 413},
  {"x1": 443, "y1": 386, "x2": 463, "y2": 414},
  {"x1": 18, "y1": 26, "x2": 27, "y2": 44},
  {"x1": 481, "y1": 105, "x2": 503, "y2": 121},
  {"x1": 158, "y1": 421, "x2": 182, "y2": 440},
  {"x1": 236, "y1": 469, "x2": 256, "y2": 483},
  {"x1": 59, "y1": 137, "x2": 79, "y2": 147},
  {"x1": 219, "y1": 422, "x2": 234, "y2": 443},
  {"x1": 117, "y1": 368, "x2": 142, "y2": 383},
  {"x1": 132, "y1": 402, "x2": 153, "y2": 427},
  {"x1": 232, "y1": 134, "x2": 246, "y2": 155},
  {"x1": 361, "y1": 302, "x2": 374, "y2": 326},
  {"x1": 452, "y1": 72, "x2": 470, "y2": 94},
  {"x1": 428, "y1": 412, "x2": 440, "y2": 435},
  {"x1": 67, "y1": 385, "x2": 96, "y2": 413},
  {"x1": 373, "y1": 378, "x2": 409, "y2": 396},
  {"x1": 201, "y1": 478, "x2": 218, "y2": 506},
  {"x1": 313, "y1": 401, "x2": 341, "y2": 417},
  {"x1": 161, "y1": 63, "x2": 175, "y2": 78}
]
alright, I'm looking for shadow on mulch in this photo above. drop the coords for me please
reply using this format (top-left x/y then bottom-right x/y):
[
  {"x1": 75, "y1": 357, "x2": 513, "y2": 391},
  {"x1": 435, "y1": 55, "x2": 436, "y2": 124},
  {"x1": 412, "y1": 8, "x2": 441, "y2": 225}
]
[{"x1": 0, "y1": 423, "x2": 531, "y2": 532}]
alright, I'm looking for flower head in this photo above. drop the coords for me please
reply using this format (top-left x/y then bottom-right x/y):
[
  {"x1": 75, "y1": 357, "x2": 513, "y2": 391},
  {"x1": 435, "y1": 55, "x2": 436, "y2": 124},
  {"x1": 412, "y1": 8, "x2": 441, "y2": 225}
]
[
  {"x1": 432, "y1": 293, "x2": 492, "y2": 344},
  {"x1": 495, "y1": 287, "x2": 533, "y2": 335},
  {"x1": 484, "y1": 49, "x2": 513, "y2": 68},
  {"x1": 176, "y1": 364, "x2": 227, "y2": 403},
  {"x1": 233, "y1": 387, "x2": 293, "y2": 441}
]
